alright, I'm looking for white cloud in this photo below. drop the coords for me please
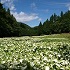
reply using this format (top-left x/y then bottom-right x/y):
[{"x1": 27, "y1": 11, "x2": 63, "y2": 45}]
[
  {"x1": 45, "y1": 2, "x2": 70, "y2": 11},
  {"x1": 38, "y1": 18, "x2": 42, "y2": 21},
  {"x1": 11, "y1": 11, "x2": 39, "y2": 22},
  {"x1": 1, "y1": 0, "x2": 16, "y2": 11},
  {"x1": 0, "y1": 0, "x2": 41, "y2": 23},
  {"x1": 44, "y1": 2, "x2": 70, "y2": 5},
  {"x1": 31, "y1": 2, "x2": 49, "y2": 13},
  {"x1": 31, "y1": 2, "x2": 37, "y2": 10}
]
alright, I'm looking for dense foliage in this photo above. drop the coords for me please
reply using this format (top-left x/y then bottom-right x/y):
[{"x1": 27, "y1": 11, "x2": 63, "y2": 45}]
[
  {"x1": 43, "y1": 11, "x2": 70, "y2": 35},
  {"x1": 0, "y1": 3, "x2": 32, "y2": 37},
  {"x1": 0, "y1": 3, "x2": 70, "y2": 37}
]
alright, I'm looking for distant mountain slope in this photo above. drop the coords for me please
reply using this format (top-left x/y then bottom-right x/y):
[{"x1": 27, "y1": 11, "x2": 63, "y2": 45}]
[
  {"x1": 0, "y1": 2, "x2": 70, "y2": 37},
  {"x1": 18, "y1": 22, "x2": 31, "y2": 29}
]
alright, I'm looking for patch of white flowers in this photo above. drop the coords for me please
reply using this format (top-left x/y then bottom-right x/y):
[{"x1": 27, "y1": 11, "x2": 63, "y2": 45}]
[
  {"x1": 45, "y1": 66, "x2": 49, "y2": 70},
  {"x1": 0, "y1": 36, "x2": 70, "y2": 70}
]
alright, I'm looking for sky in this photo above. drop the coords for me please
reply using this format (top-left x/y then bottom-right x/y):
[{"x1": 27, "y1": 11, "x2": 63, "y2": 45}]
[{"x1": 0, "y1": 0, "x2": 70, "y2": 27}]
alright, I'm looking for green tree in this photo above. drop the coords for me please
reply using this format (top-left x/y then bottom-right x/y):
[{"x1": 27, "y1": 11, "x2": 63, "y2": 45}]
[
  {"x1": 38, "y1": 22, "x2": 43, "y2": 35},
  {"x1": 53, "y1": 13, "x2": 57, "y2": 22},
  {"x1": 7, "y1": 8, "x2": 10, "y2": 15},
  {"x1": 50, "y1": 15, "x2": 54, "y2": 23},
  {"x1": 0, "y1": 3, "x2": 3, "y2": 9},
  {"x1": 60, "y1": 11, "x2": 63, "y2": 17}
]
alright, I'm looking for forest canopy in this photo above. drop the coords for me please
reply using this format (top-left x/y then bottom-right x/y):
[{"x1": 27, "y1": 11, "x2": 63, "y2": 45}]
[{"x1": 0, "y1": 3, "x2": 70, "y2": 37}]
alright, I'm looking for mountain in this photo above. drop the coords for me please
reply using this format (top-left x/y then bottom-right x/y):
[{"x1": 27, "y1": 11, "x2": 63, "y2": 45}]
[
  {"x1": 0, "y1": 3, "x2": 32, "y2": 37},
  {"x1": 0, "y1": 2, "x2": 70, "y2": 37}
]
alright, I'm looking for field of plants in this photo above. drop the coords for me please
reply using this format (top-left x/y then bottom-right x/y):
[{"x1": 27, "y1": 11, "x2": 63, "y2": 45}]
[{"x1": 0, "y1": 33, "x2": 70, "y2": 70}]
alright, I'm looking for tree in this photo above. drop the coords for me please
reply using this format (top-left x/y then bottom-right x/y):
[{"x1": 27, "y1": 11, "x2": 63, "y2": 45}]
[
  {"x1": 50, "y1": 15, "x2": 54, "y2": 23},
  {"x1": 53, "y1": 13, "x2": 57, "y2": 22},
  {"x1": 60, "y1": 11, "x2": 63, "y2": 17},
  {"x1": 0, "y1": 3, "x2": 3, "y2": 9},
  {"x1": 38, "y1": 22, "x2": 43, "y2": 35},
  {"x1": 0, "y1": 2, "x2": 70, "y2": 37},
  {"x1": 7, "y1": 8, "x2": 10, "y2": 14}
]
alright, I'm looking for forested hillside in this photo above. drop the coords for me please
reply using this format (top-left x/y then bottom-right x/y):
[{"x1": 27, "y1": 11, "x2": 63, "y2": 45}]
[
  {"x1": 42, "y1": 11, "x2": 70, "y2": 35},
  {"x1": 0, "y1": 3, "x2": 70, "y2": 37},
  {"x1": 0, "y1": 3, "x2": 33, "y2": 37}
]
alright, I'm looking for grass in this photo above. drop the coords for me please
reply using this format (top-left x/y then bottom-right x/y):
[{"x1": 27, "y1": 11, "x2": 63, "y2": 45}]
[{"x1": 0, "y1": 33, "x2": 70, "y2": 70}]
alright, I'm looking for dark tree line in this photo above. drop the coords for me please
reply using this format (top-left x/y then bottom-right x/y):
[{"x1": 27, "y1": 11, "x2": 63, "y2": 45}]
[
  {"x1": 33, "y1": 10, "x2": 70, "y2": 35},
  {"x1": 0, "y1": 3, "x2": 32, "y2": 37},
  {"x1": 42, "y1": 11, "x2": 70, "y2": 35},
  {"x1": 0, "y1": 2, "x2": 70, "y2": 37}
]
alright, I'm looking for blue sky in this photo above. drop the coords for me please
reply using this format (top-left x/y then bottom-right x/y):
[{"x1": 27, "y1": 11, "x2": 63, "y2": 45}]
[{"x1": 0, "y1": 0, "x2": 70, "y2": 27}]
